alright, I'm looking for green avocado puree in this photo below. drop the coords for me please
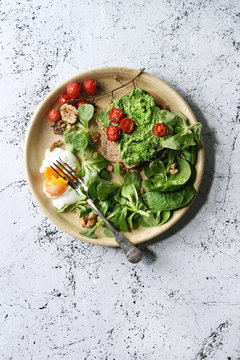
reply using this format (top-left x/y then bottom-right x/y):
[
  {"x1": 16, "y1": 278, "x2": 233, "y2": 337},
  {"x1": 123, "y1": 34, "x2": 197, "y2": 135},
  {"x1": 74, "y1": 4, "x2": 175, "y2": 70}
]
[{"x1": 97, "y1": 88, "x2": 164, "y2": 165}]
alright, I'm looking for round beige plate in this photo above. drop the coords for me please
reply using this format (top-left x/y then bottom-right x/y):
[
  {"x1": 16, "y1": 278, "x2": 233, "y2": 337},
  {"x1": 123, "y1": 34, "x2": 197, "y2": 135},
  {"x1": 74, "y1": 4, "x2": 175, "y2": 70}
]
[{"x1": 24, "y1": 67, "x2": 204, "y2": 247}]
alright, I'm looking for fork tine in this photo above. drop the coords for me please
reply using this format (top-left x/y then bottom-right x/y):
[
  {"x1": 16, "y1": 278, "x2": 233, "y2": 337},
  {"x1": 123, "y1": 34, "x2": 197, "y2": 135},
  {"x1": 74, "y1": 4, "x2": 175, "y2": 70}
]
[
  {"x1": 50, "y1": 165, "x2": 77, "y2": 189},
  {"x1": 52, "y1": 163, "x2": 77, "y2": 186},
  {"x1": 50, "y1": 166, "x2": 64, "y2": 179},
  {"x1": 58, "y1": 158, "x2": 76, "y2": 173},
  {"x1": 57, "y1": 159, "x2": 81, "y2": 184}
]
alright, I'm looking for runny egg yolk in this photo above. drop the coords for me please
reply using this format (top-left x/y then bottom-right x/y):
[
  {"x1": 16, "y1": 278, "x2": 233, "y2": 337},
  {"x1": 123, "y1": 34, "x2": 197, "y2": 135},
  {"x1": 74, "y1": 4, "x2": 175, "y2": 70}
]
[
  {"x1": 44, "y1": 167, "x2": 60, "y2": 180},
  {"x1": 44, "y1": 167, "x2": 68, "y2": 197}
]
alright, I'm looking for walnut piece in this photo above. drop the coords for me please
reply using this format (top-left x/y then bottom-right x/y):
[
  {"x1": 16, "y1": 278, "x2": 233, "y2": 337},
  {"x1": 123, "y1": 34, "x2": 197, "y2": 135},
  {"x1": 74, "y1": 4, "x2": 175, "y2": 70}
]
[
  {"x1": 79, "y1": 212, "x2": 97, "y2": 229},
  {"x1": 168, "y1": 163, "x2": 179, "y2": 175},
  {"x1": 50, "y1": 140, "x2": 63, "y2": 152},
  {"x1": 106, "y1": 164, "x2": 113, "y2": 172},
  {"x1": 79, "y1": 217, "x2": 86, "y2": 227},
  {"x1": 91, "y1": 132, "x2": 100, "y2": 143},
  {"x1": 139, "y1": 187, "x2": 145, "y2": 195},
  {"x1": 52, "y1": 120, "x2": 64, "y2": 135},
  {"x1": 60, "y1": 103, "x2": 78, "y2": 124}
]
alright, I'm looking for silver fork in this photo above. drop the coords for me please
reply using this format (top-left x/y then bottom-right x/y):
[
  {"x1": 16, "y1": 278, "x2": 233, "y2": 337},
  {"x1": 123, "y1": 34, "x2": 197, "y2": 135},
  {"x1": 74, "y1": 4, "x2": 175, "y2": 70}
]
[{"x1": 51, "y1": 158, "x2": 142, "y2": 263}]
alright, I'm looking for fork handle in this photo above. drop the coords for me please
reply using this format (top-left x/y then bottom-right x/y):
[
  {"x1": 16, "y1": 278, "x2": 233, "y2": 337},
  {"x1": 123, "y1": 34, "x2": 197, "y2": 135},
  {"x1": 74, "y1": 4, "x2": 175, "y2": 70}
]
[{"x1": 87, "y1": 199, "x2": 142, "y2": 263}]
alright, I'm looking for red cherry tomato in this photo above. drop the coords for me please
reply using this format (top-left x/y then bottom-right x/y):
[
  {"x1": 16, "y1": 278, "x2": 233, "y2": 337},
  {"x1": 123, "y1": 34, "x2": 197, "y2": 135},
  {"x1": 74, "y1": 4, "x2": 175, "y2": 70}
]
[
  {"x1": 76, "y1": 100, "x2": 89, "y2": 108},
  {"x1": 153, "y1": 123, "x2": 168, "y2": 137},
  {"x1": 48, "y1": 109, "x2": 60, "y2": 122},
  {"x1": 83, "y1": 79, "x2": 97, "y2": 96},
  {"x1": 107, "y1": 125, "x2": 121, "y2": 141},
  {"x1": 109, "y1": 107, "x2": 124, "y2": 123},
  {"x1": 58, "y1": 94, "x2": 70, "y2": 105},
  {"x1": 120, "y1": 118, "x2": 134, "y2": 133},
  {"x1": 67, "y1": 82, "x2": 81, "y2": 99}
]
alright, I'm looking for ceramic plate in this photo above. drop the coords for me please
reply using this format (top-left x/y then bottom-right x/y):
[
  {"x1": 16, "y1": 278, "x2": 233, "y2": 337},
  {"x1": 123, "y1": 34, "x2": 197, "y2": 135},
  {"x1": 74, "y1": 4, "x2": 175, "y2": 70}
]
[{"x1": 24, "y1": 67, "x2": 204, "y2": 247}]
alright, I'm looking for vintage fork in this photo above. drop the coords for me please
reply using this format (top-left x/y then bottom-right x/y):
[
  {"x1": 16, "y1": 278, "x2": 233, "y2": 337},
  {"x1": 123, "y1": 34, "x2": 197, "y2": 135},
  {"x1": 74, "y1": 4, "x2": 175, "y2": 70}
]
[{"x1": 51, "y1": 158, "x2": 142, "y2": 263}]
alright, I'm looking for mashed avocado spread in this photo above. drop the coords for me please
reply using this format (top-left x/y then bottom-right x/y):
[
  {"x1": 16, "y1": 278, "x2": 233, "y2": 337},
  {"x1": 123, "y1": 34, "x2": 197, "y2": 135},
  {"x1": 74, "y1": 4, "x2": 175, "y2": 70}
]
[{"x1": 97, "y1": 88, "x2": 163, "y2": 165}]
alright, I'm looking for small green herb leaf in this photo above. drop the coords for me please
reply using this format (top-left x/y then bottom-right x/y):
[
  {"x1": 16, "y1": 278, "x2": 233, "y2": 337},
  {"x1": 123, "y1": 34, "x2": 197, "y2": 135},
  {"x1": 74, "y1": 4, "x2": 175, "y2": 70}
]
[
  {"x1": 72, "y1": 132, "x2": 88, "y2": 152},
  {"x1": 104, "y1": 227, "x2": 114, "y2": 238},
  {"x1": 78, "y1": 104, "x2": 94, "y2": 129}
]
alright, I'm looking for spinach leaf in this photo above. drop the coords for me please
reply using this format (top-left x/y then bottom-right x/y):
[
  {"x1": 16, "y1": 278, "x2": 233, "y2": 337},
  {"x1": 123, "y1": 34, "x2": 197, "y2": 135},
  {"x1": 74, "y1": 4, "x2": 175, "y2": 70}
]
[
  {"x1": 158, "y1": 210, "x2": 171, "y2": 225},
  {"x1": 97, "y1": 180, "x2": 121, "y2": 200},
  {"x1": 144, "y1": 165, "x2": 153, "y2": 178},
  {"x1": 142, "y1": 183, "x2": 196, "y2": 211},
  {"x1": 78, "y1": 104, "x2": 94, "y2": 129},
  {"x1": 182, "y1": 146, "x2": 197, "y2": 165},
  {"x1": 142, "y1": 157, "x2": 191, "y2": 192},
  {"x1": 124, "y1": 172, "x2": 141, "y2": 190},
  {"x1": 114, "y1": 162, "x2": 122, "y2": 183},
  {"x1": 149, "y1": 160, "x2": 167, "y2": 176}
]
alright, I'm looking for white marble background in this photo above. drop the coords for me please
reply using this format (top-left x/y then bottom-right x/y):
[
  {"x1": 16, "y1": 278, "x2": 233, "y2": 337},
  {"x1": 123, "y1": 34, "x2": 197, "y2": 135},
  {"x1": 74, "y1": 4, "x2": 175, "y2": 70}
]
[{"x1": 0, "y1": 0, "x2": 240, "y2": 359}]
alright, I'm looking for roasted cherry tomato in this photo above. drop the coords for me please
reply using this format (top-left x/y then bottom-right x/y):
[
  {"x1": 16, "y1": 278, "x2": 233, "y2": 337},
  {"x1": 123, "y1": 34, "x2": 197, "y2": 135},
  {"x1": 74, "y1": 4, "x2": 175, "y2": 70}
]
[
  {"x1": 58, "y1": 94, "x2": 70, "y2": 106},
  {"x1": 48, "y1": 109, "x2": 61, "y2": 122},
  {"x1": 83, "y1": 79, "x2": 97, "y2": 96},
  {"x1": 120, "y1": 118, "x2": 134, "y2": 133},
  {"x1": 107, "y1": 125, "x2": 121, "y2": 141},
  {"x1": 67, "y1": 81, "x2": 81, "y2": 99},
  {"x1": 153, "y1": 123, "x2": 168, "y2": 137},
  {"x1": 109, "y1": 107, "x2": 124, "y2": 123},
  {"x1": 76, "y1": 100, "x2": 89, "y2": 108}
]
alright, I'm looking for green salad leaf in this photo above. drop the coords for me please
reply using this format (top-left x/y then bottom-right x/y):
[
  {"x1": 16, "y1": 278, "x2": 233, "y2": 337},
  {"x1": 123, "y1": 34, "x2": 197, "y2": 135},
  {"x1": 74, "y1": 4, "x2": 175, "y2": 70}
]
[
  {"x1": 104, "y1": 227, "x2": 114, "y2": 238},
  {"x1": 97, "y1": 180, "x2": 122, "y2": 200},
  {"x1": 142, "y1": 183, "x2": 196, "y2": 211},
  {"x1": 124, "y1": 172, "x2": 141, "y2": 190},
  {"x1": 72, "y1": 132, "x2": 88, "y2": 154},
  {"x1": 143, "y1": 157, "x2": 191, "y2": 192},
  {"x1": 78, "y1": 104, "x2": 94, "y2": 129}
]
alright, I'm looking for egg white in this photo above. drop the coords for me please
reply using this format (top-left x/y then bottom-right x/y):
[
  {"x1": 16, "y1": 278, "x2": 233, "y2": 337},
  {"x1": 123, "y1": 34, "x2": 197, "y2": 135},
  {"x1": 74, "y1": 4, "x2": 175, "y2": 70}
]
[
  {"x1": 39, "y1": 147, "x2": 79, "y2": 173},
  {"x1": 40, "y1": 148, "x2": 82, "y2": 210},
  {"x1": 43, "y1": 183, "x2": 81, "y2": 209}
]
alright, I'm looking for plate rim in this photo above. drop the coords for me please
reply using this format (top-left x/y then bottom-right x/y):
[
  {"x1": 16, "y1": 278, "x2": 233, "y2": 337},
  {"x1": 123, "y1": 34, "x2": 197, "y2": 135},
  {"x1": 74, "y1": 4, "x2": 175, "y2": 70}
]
[{"x1": 24, "y1": 66, "x2": 204, "y2": 247}]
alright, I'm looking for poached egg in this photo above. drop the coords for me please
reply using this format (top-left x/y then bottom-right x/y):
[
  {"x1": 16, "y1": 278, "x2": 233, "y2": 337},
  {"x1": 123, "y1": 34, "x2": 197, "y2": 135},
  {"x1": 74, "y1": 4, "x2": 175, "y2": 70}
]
[{"x1": 40, "y1": 147, "x2": 81, "y2": 210}]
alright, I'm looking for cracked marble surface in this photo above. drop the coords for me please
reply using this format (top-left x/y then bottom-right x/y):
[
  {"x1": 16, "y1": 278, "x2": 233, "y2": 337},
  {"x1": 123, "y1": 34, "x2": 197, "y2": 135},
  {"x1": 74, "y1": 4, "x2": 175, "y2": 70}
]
[{"x1": 0, "y1": 0, "x2": 240, "y2": 359}]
